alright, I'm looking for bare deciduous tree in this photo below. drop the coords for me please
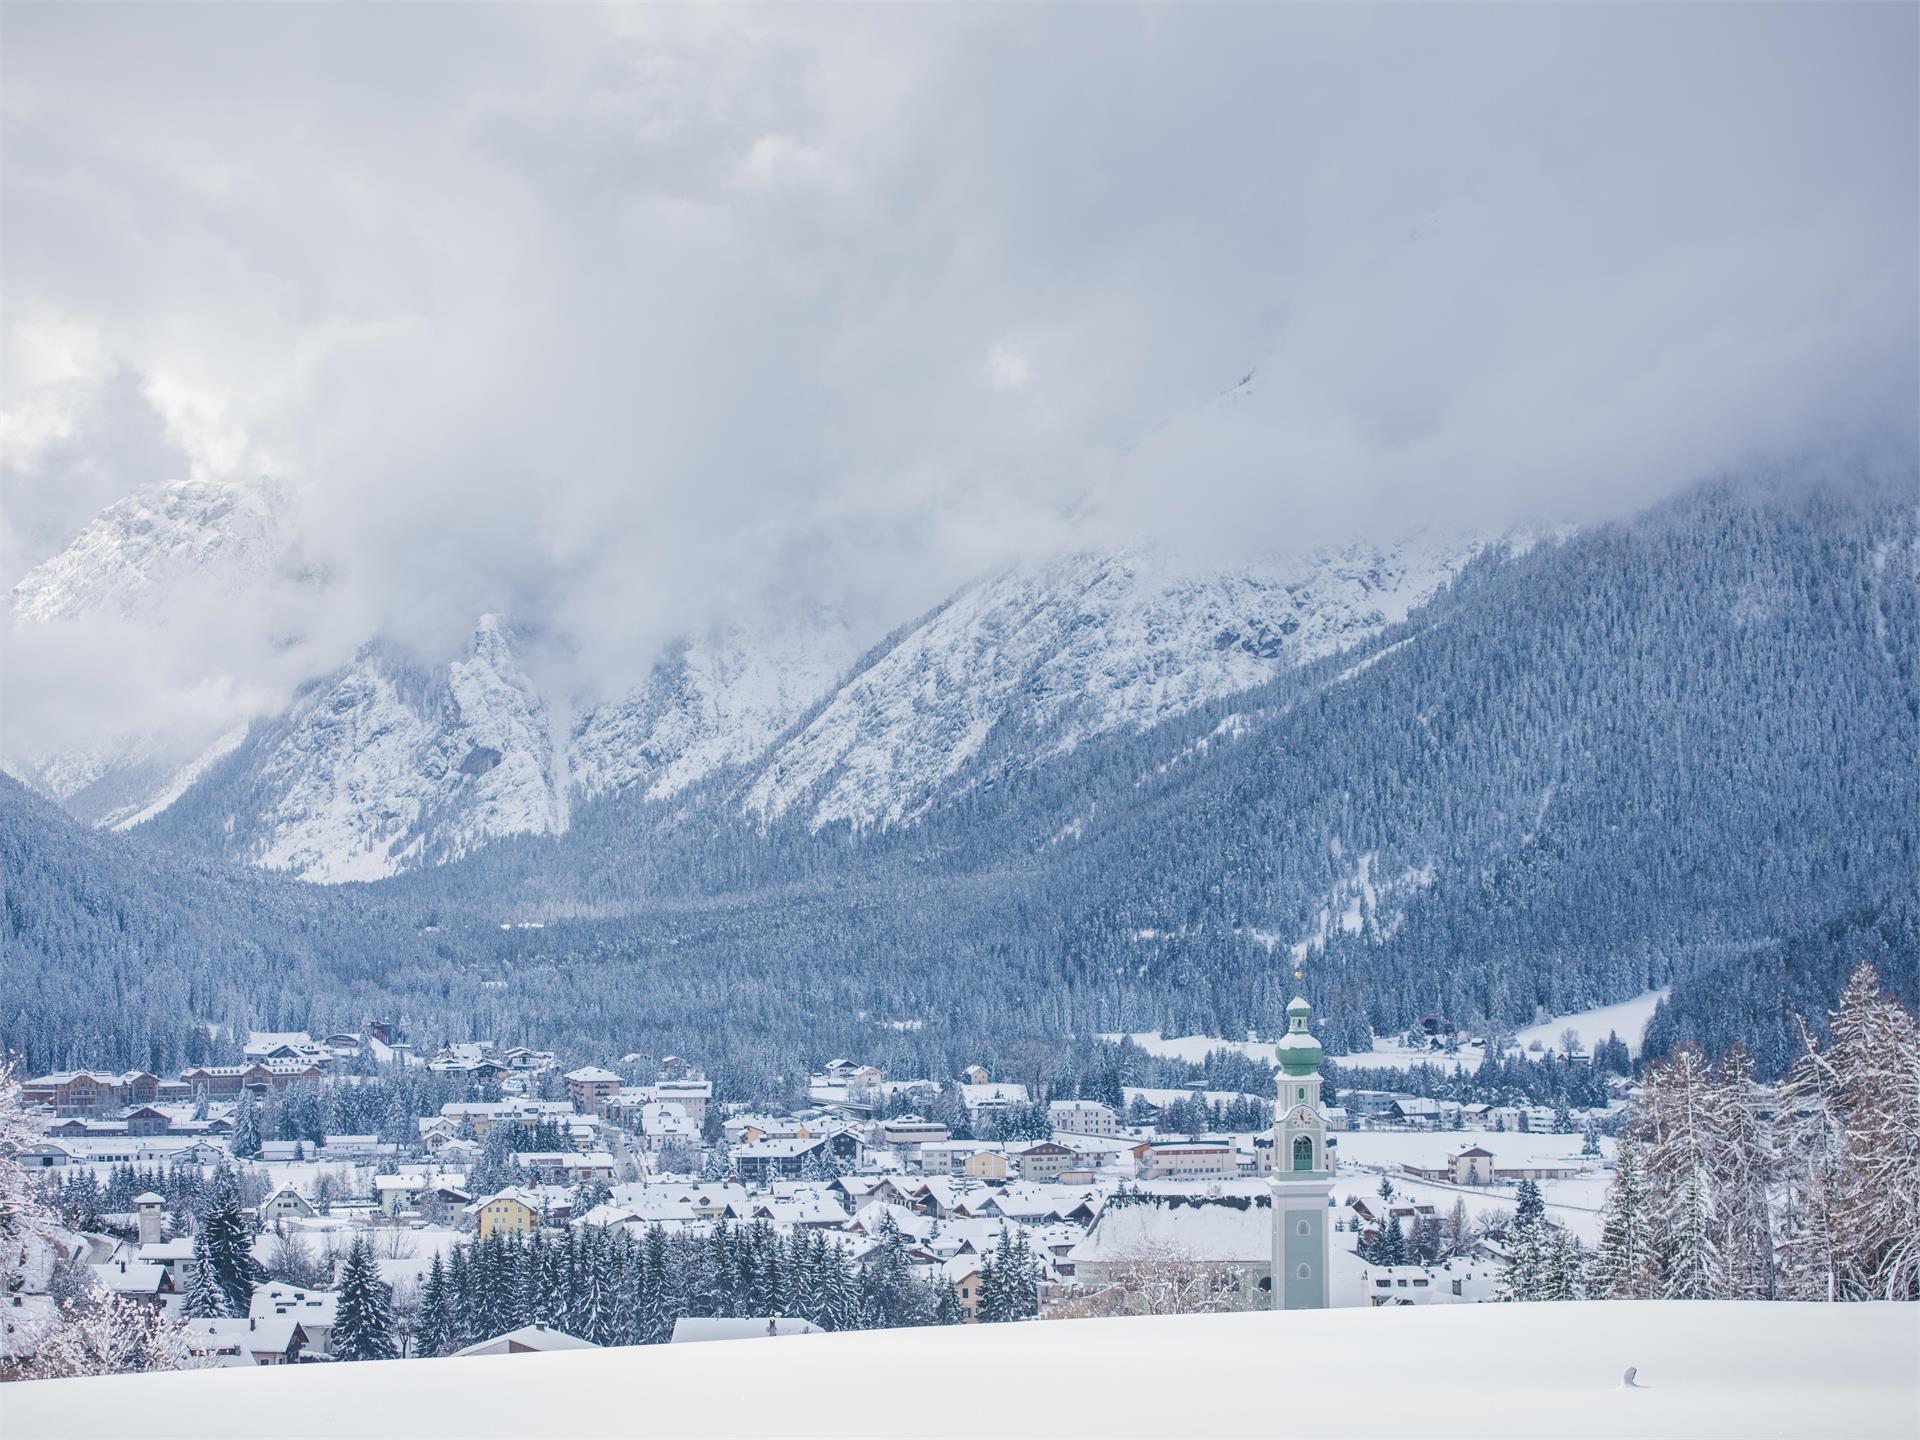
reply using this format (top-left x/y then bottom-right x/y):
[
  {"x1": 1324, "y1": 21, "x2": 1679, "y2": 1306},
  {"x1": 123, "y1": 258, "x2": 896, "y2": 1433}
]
[{"x1": 1044, "y1": 1243, "x2": 1257, "y2": 1320}]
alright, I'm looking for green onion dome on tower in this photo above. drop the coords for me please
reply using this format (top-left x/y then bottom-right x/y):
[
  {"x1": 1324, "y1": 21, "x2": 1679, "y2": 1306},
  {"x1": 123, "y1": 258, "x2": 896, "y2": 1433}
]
[{"x1": 1276, "y1": 993, "x2": 1323, "y2": 1076}]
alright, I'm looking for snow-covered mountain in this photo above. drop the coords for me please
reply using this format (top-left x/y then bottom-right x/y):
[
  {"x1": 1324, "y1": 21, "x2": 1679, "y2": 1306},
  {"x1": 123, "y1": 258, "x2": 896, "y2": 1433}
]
[
  {"x1": 570, "y1": 614, "x2": 860, "y2": 806},
  {"x1": 7, "y1": 477, "x2": 289, "y2": 623},
  {"x1": 237, "y1": 617, "x2": 565, "y2": 882},
  {"x1": 13, "y1": 479, "x2": 1498, "y2": 879},
  {"x1": 5, "y1": 478, "x2": 301, "y2": 827},
  {"x1": 742, "y1": 539, "x2": 1490, "y2": 830}
]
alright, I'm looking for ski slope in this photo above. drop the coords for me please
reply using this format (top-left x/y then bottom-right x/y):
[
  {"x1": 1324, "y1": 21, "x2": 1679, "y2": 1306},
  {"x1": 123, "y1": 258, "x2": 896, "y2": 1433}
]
[{"x1": 8, "y1": 1301, "x2": 1914, "y2": 1439}]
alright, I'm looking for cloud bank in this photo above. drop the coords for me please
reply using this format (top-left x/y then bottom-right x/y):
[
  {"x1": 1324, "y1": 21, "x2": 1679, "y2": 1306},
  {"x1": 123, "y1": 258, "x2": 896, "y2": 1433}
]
[{"x1": 3, "y1": 3, "x2": 1914, "y2": 756}]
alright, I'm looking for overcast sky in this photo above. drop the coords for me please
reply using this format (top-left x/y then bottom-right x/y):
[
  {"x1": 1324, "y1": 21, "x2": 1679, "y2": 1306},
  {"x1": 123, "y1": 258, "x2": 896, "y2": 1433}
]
[{"x1": 2, "y1": 4, "x2": 1915, "y2": 746}]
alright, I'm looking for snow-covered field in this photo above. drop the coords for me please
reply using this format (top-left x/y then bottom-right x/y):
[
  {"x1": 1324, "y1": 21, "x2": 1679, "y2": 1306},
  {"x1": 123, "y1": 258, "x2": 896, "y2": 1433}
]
[
  {"x1": 1333, "y1": 1130, "x2": 1615, "y2": 1241},
  {"x1": 1335, "y1": 1128, "x2": 1606, "y2": 1174},
  {"x1": 1111, "y1": 988, "x2": 1670, "y2": 1078},
  {"x1": 1098, "y1": 1031, "x2": 1278, "y2": 1064},
  {"x1": 1104, "y1": 1031, "x2": 1482, "y2": 1073},
  {"x1": 1514, "y1": 989, "x2": 1668, "y2": 1058},
  {"x1": 9, "y1": 1302, "x2": 1913, "y2": 1439},
  {"x1": 1326, "y1": 1038, "x2": 1481, "y2": 1073}
]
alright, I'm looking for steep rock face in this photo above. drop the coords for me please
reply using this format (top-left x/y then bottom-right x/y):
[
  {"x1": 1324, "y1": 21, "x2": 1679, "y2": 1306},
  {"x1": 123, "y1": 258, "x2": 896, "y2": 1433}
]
[
  {"x1": 740, "y1": 538, "x2": 1489, "y2": 830},
  {"x1": 570, "y1": 614, "x2": 859, "y2": 804},
  {"x1": 240, "y1": 618, "x2": 563, "y2": 883},
  {"x1": 151, "y1": 610, "x2": 862, "y2": 883}
]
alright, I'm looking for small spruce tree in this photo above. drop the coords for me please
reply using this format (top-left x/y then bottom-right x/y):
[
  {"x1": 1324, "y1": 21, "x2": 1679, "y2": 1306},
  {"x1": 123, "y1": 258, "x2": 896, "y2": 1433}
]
[
  {"x1": 179, "y1": 1229, "x2": 228, "y2": 1320},
  {"x1": 332, "y1": 1237, "x2": 397, "y2": 1361}
]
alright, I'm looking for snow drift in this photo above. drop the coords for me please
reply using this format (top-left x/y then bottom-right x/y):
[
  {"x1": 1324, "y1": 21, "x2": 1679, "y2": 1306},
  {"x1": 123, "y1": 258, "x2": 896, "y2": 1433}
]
[{"x1": 7, "y1": 1301, "x2": 1915, "y2": 1439}]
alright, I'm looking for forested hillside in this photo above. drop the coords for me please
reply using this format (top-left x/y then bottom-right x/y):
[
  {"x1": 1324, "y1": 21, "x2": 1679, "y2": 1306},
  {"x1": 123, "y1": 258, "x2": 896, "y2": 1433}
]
[{"x1": 6, "y1": 476, "x2": 1914, "y2": 1089}]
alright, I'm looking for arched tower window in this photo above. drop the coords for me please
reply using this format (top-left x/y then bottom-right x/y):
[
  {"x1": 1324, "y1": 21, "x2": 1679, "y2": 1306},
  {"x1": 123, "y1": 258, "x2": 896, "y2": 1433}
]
[{"x1": 1292, "y1": 1135, "x2": 1314, "y2": 1172}]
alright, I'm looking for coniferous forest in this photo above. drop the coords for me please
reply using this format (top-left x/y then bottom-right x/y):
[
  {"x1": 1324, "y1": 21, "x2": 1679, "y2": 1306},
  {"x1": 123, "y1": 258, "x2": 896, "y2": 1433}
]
[{"x1": 3, "y1": 477, "x2": 1914, "y2": 1103}]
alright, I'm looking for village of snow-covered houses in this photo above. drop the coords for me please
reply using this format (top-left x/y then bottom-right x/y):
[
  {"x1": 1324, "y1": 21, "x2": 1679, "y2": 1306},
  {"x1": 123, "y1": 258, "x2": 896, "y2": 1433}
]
[
  {"x1": 2, "y1": 965, "x2": 1916, "y2": 1435},
  {"x1": 6, "y1": 3, "x2": 1920, "y2": 1436}
]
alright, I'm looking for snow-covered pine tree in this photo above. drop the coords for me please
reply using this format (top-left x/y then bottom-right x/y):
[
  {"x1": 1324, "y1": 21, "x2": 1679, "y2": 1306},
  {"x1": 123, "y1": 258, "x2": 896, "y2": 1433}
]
[
  {"x1": 932, "y1": 1276, "x2": 965, "y2": 1325},
  {"x1": 332, "y1": 1236, "x2": 397, "y2": 1361},
  {"x1": 610, "y1": 1235, "x2": 645, "y2": 1348},
  {"x1": 180, "y1": 1229, "x2": 229, "y2": 1319},
  {"x1": 1350, "y1": 1218, "x2": 1372, "y2": 1263},
  {"x1": 198, "y1": 1173, "x2": 263, "y2": 1316},
  {"x1": 1007, "y1": 1229, "x2": 1040, "y2": 1320},
  {"x1": 227, "y1": 1094, "x2": 262, "y2": 1161},
  {"x1": 1539, "y1": 1226, "x2": 1583, "y2": 1301},
  {"x1": 378, "y1": 1090, "x2": 414, "y2": 1147},
  {"x1": 747, "y1": 1225, "x2": 781, "y2": 1318},
  {"x1": 1588, "y1": 1135, "x2": 1651, "y2": 1299},
  {"x1": 817, "y1": 1238, "x2": 861, "y2": 1332},
  {"x1": 467, "y1": 1235, "x2": 513, "y2": 1343},
  {"x1": 701, "y1": 1224, "x2": 735, "y2": 1318},
  {"x1": 1380, "y1": 1214, "x2": 1408, "y2": 1267},
  {"x1": 577, "y1": 1226, "x2": 618, "y2": 1345},
  {"x1": 1494, "y1": 1221, "x2": 1544, "y2": 1301},
  {"x1": 638, "y1": 1224, "x2": 671, "y2": 1343},
  {"x1": 415, "y1": 1252, "x2": 454, "y2": 1358},
  {"x1": 444, "y1": 1243, "x2": 476, "y2": 1350},
  {"x1": 1513, "y1": 1178, "x2": 1546, "y2": 1229},
  {"x1": 975, "y1": 1236, "x2": 1006, "y2": 1322},
  {"x1": 467, "y1": 1125, "x2": 516, "y2": 1198},
  {"x1": 59, "y1": 1172, "x2": 104, "y2": 1233},
  {"x1": 1444, "y1": 1197, "x2": 1472, "y2": 1259},
  {"x1": 520, "y1": 1230, "x2": 557, "y2": 1328}
]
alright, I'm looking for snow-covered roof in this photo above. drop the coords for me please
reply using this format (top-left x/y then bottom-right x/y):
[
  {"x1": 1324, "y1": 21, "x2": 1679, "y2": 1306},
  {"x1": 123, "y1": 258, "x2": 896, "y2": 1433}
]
[
  {"x1": 732, "y1": 1136, "x2": 829, "y2": 1158},
  {"x1": 251, "y1": 1284, "x2": 338, "y2": 1327},
  {"x1": 182, "y1": 1316, "x2": 303, "y2": 1359},
  {"x1": 90, "y1": 1261, "x2": 167, "y2": 1294},
  {"x1": 1068, "y1": 1200, "x2": 1271, "y2": 1267},
  {"x1": 958, "y1": 1083, "x2": 1030, "y2": 1105},
  {"x1": 453, "y1": 1325, "x2": 600, "y2": 1357}
]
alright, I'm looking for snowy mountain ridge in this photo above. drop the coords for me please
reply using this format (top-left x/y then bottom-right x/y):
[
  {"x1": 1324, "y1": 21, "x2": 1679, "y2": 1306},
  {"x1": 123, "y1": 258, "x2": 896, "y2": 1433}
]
[
  {"x1": 7, "y1": 477, "x2": 290, "y2": 623},
  {"x1": 4, "y1": 478, "x2": 303, "y2": 827},
  {"x1": 11, "y1": 480, "x2": 1505, "y2": 879},
  {"x1": 742, "y1": 537, "x2": 1493, "y2": 831}
]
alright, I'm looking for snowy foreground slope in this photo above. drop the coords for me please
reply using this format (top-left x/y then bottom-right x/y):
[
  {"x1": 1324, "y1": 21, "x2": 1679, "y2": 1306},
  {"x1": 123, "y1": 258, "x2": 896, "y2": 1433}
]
[{"x1": 10, "y1": 1303, "x2": 1915, "y2": 1440}]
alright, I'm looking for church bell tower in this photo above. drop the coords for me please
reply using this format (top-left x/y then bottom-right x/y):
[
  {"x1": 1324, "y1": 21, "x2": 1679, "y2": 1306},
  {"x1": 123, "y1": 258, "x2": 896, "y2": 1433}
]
[{"x1": 1271, "y1": 975, "x2": 1332, "y2": 1309}]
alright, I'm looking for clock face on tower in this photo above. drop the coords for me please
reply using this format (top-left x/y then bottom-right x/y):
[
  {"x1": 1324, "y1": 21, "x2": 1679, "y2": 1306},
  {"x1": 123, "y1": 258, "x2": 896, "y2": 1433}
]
[{"x1": 1285, "y1": 1105, "x2": 1320, "y2": 1128}]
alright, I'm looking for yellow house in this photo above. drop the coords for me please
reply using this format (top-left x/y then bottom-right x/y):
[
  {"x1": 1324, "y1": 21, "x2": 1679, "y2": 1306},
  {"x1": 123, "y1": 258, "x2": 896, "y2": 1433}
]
[
  {"x1": 944, "y1": 1259, "x2": 984, "y2": 1321},
  {"x1": 962, "y1": 1150, "x2": 1008, "y2": 1181},
  {"x1": 475, "y1": 1190, "x2": 540, "y2": 1239}
]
